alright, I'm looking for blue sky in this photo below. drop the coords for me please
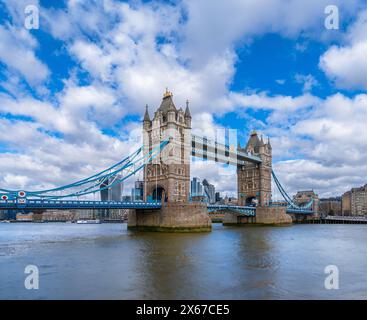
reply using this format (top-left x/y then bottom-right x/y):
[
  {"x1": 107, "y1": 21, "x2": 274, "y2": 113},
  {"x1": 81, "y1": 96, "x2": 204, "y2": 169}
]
[{"x1": 0, "y1": 0, "x2": 367, "y2": 198}]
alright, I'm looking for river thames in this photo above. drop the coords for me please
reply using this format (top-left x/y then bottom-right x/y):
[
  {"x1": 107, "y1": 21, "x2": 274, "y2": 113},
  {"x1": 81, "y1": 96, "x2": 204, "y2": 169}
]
[{"x1": 1, "y1": 222, "x2": 367, "y2": 299}]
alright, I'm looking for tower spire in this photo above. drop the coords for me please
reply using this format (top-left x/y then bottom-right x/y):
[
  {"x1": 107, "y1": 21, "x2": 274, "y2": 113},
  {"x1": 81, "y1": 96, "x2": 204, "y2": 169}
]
[
  {"x1": 267, "y1": 136, "x2": 272, "y2": 149},
  {"x1": 144, "y1": 104, "x2": 150, "y2": 122},
  {"x1": 184, "y1": 99, "x2": 191, "y2": 118}
]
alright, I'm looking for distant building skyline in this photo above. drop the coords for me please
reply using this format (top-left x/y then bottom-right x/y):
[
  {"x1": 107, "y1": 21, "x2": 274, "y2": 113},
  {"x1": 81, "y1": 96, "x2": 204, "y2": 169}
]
[{"x1": 190, "y1": 177, "x2": 216, "y2": 204}]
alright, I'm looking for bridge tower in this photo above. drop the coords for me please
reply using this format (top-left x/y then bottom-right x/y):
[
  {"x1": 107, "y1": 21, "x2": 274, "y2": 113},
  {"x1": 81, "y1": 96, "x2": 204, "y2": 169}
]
[
  {"x1": 142, "y1": 89, "x2": 191, "y2": 203},
  {"x1": 223, "y1": 130, "x2": 292, "y2": 225},
  {"x1": 128, "y1": 89, "x2": 211, "y2": 232},
  {"x1": 237, "y1": 131, "x2": 272, "y2": 206}
]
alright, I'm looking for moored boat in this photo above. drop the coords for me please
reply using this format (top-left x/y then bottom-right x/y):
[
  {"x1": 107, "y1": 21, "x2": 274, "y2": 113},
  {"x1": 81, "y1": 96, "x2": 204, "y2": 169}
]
[{"x1": 76, "y1": 219, "x2": 101, "y2": 224}]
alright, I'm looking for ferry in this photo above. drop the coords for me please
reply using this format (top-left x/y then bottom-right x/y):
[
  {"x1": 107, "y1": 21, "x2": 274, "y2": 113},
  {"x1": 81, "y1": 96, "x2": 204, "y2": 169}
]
[{"x1": 76, "y1": 219, "x2": 101, "y2": 224}]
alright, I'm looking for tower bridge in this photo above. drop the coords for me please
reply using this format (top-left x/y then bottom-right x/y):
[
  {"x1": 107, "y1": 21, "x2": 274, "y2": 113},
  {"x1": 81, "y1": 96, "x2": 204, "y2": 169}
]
[{"x1": 0, "y1": 89, "x2": 316, "y2": 231}]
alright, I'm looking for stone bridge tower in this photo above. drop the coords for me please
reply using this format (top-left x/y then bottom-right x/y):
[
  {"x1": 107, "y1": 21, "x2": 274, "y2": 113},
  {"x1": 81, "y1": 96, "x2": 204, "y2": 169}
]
[
  {"x1": 142, "y1": 89, "x2": 191, "y2": 203},
  {"x1": 225, "y1": 131, "x2": 292, "y2": 225},
  {"x1": 237, "y1": 131, "x2": 272, "y2": 206},
  {"x1": 128, "y1": 89, "x2": 211, "y2": 232}
]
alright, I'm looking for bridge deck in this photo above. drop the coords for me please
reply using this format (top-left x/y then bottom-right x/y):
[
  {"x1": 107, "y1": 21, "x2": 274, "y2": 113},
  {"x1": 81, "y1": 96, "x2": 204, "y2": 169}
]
[
  {"x1": 0, "y1": 199, "x2": 162, "y2": 210},
  {"x1": 0, "y1": 199, "x2": 315, "y2": 216}
]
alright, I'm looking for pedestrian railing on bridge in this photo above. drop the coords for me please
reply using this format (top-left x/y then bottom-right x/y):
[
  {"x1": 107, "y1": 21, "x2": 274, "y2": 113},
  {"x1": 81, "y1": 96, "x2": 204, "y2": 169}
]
[{"x1": 207, "y1": 204, "x2": 256, "y2": 216}]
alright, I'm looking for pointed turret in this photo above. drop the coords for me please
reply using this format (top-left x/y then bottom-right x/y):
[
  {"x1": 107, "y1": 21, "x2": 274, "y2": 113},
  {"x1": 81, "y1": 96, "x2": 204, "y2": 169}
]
[
  {"x1": 184, "y1": 99, "x2": 192, "y2": 127},
  {"x1": 184, "y1": 99, "x2": 191, "y2": 118},
  {"x1": 267, "y1": 136, "x2": 272, "y2": 150},
  {"x1": 144, "y1": 104, "x2": 150, "y2": 122},
  {"x1": 143, "y1": 104, "x2": 151, "y2": 130}
]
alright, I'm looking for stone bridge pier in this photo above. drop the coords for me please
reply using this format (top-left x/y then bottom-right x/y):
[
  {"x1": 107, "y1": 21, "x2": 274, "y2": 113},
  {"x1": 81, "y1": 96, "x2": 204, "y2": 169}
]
[
  {"x1": 223, "y1": 206, "x2": 292, "y2": 226},
  {"x1": 128, "y1": 201, "x2": 211, "y2": 232}
]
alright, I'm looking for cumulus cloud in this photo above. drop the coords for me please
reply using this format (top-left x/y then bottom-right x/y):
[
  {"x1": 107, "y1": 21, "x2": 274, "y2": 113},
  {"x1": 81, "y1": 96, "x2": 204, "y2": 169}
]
[
  {"x1": 0, "y1": 24, "x2": 49, "y2": 85},
  {"x1": 229, "y1": 91, "x2": 321, "y2": 126},
  {"x1": 270, "y1": 93, "x2": 367, "y2": 197},
  {"x1": 320, "y1": 42, "x2": 367, "y2": 90},
  {"x1": 274, "y1": 159, "x2": 367, "y2": 198},
  {"x1": 292, "y1": 93, "x2": 367, "y2": 164},
  {"x1": 320, "y1": 10, "x2": 367, "y2": 90}
]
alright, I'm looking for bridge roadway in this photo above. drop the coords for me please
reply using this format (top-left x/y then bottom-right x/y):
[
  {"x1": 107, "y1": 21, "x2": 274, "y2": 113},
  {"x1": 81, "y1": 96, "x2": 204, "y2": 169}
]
[
  {"x1": 0, "y1": 199, "x2": 314, "y2": 215},
  {"x1": 0, "y1": 199, "x2": 162, "y2": 210}
]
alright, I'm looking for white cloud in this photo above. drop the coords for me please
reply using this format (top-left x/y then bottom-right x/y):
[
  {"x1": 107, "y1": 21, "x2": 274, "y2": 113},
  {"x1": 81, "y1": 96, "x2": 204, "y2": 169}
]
[
  {"x1": 294, "y1": 74, "x2": 319, "y2": 92},
  {"x1": 0, "y1": 114, "x2": 143, "y2": 191},
  {"x1": 229, "y1": 91, "x2": 319, "y2": 112},
  {"x1": 275, "y1": 79, "x2": 286, "y2": 85},
  {"x1": 0, "y1": 24, "x2": 49, "y2": 85},
  {"x1": 270, "y1": 93, "x2": 367, "y2": 197},
  {"x1": 181, "y1": 0, "x2": 361, "y2": 65},
  {"x1": 229, "y1": 91, "x2": 321, "y2": 126},
  {"x1": 320, "y1": 42, "x2": 367, "y2": 90},
  {"x1": 274, "y1": 159, "x2": 367, "y2": 198},
  {"x1": 320, "y1": 10, "x2": 367, "y2": 90}
]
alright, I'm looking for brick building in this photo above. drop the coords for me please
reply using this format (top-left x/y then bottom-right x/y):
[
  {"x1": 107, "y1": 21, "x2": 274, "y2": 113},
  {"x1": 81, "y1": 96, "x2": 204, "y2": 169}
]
[
  {"x1": 342, "y1": 184, "x2": 367, "y2": 216},
  {"x1": 319, "y1": 197, "x2": 342, "y2": 215}
]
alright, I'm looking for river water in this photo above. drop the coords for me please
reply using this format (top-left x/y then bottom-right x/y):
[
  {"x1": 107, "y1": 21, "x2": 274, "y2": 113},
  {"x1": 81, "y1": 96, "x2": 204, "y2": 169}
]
[{"x1": 0, "y1": 222, "x2": 366, "y2": 299}]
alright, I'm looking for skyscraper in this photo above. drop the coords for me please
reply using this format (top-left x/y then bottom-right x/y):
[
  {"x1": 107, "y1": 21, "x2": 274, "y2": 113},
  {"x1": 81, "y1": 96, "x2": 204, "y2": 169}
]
[
  {"x1": 131, "y1": 180, "x2": 144, "y2": 201},
  {"x1": 191, "y1": 177, "x2": 203, "y2": 196},
  {"x1": 202, "y1": 179, "x2": 216, "y2": 204},
  {"x1": 100, "y1": 174, "x2": 124, "y2": 201},
  {"x1": 109, "y1": 174, "x2": 124, "y2": 201},
  {"x1": 100, "y1": 178, "x2": 109, "y2": 201}
]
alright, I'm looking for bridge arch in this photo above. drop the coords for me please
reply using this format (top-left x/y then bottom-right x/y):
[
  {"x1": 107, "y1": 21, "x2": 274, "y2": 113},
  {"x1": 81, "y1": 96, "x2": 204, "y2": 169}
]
[
  {"x1": 152, "y1": 186, "x2": 166, "y2": 202},
  {"x1": 145, "y1": 183, "x2": 168, "y2": 203},
  {"x1": 245, "y1": 196, "x2": 256, "y2": 206}
]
